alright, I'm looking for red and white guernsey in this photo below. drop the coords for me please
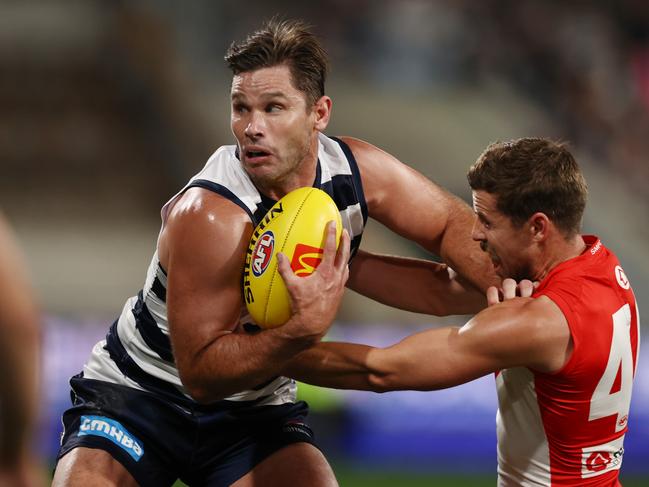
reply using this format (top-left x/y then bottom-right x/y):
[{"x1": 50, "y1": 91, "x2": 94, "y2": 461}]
[{"x1": 496, "y1": 236, "x2": 640, "y2": 486}]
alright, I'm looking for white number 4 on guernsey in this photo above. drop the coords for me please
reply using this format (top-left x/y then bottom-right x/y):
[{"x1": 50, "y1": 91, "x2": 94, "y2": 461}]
[{"x1": 588, "y1": 304, "x2": 633, "y2": 433}]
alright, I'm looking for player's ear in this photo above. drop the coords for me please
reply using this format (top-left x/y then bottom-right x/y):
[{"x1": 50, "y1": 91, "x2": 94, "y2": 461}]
[
  {"x1": 313, "y1": 96, "x2": 332, "y2": 131},
  {"x1": 529, "y1": 212, "x2": 550, "y2": 242}
]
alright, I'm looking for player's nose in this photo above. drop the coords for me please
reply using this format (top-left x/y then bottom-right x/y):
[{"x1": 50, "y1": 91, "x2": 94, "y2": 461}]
[
  {"x1": 471, "y1": 219, "x2": 485, "y2": 242},
  {"x1": 244, "y1": 111, "x2": 265, "y2": 138}
]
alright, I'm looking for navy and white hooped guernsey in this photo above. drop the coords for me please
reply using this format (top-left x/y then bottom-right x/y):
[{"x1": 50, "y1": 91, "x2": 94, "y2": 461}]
[{"x1": 83, "y1": 133, "x2": 368, "y2": 407}]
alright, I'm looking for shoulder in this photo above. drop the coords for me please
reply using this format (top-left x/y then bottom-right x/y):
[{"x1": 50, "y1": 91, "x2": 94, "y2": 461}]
[
  {"x1": 167, "y1": 187, "x2": 250, "y2": 230},
  {"x1": 466, "y1": 297, "x2": 562, "y2": 339},
  {"x1": 337, "y1": 136, "x2": 397, "y2": 169},
  {"x1": 336, "y1": 136, "x2": 432, "y2": 210},
  {"x1": 159, "y1": 188, "x2": 252, "y2": 271}
]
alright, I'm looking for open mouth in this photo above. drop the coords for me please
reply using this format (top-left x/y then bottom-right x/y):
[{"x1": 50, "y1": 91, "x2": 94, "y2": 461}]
[{"x1": 245, "y1": 149, "x2": 271, "y2": 160}]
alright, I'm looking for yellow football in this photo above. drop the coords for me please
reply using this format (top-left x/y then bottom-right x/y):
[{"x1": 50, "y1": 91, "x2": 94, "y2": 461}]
[{"x1": 243, "y1": 187, "x2": 342, "y2": 329}]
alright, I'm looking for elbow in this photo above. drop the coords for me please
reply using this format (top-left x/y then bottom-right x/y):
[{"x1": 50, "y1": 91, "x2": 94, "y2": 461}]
[
  {"x1": 367, "y1": 371, "x2": 397, "y2": 393},
  {"x1": 419, "y1": 294, "x2": 453, "y2": 317},
  {"x1": 178, "y1": 368, "x2": 227, "y2": 404},
  {"x1": 181, "y1": 376, "x2": 216, "y2": 404},
  {"x1": 425, "y1": 303, "x2": 451, "y2": 317},
  {"x1": 185, "y1": 384, "x2": 218, "y2": 405},
  {"x1": 364, "y1": 349, "x2": 400, "y2": 393}
]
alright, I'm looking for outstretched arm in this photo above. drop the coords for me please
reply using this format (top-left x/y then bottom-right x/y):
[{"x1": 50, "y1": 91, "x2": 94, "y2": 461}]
[
  {"x1": 284, "y1": 282, "x2": 560, "y2": 392},
  {"x1": 160, "y1": 189, "x2": 350, "y2": 403}
]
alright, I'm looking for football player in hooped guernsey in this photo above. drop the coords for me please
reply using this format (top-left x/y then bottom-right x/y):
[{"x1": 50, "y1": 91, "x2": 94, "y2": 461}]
[
  {"x1": 284, "y1": 138, "x2": 640, "y2": 486},
  {"x1": 53, "y1": 19, "x2": 498, "y2": 487}
]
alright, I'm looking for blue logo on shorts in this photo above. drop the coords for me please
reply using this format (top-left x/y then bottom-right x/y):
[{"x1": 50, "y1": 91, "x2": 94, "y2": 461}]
[{"x1": 78, "y1": 415, "x2": 144, "y2": 461}]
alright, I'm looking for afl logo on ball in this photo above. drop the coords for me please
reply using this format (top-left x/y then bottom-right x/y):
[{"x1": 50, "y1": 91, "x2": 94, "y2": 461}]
[{"x1": 252, "y1": 231, "x2": 274, "y2": 277}]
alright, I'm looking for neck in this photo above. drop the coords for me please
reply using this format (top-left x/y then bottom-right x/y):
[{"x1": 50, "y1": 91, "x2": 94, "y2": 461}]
[{"x1": 533, "y1": 234, "x2": 586, "y2": 282}]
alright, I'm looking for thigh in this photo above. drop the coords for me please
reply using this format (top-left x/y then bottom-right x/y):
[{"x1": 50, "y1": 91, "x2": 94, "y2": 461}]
[
  {"x1": 189, "y1": 400, "x2": 328, "y2": 486},
  {"x1": 52, "y1": 447, "x2": 139, "y2": 487},
  {"x1": 231, "y1": 443, "x2": 337, "y2": 487},
  {"x1": 56, "y1": 377, "x2": 186, "y2": 486}
]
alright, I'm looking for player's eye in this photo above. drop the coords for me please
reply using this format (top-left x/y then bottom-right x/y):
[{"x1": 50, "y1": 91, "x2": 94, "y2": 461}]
[
  {"x1": 479, "y1": 217, "x2": 491, "y2": 229},
  {"x1": 266, "y1": 104, "x2": 282, "y2": 113}
]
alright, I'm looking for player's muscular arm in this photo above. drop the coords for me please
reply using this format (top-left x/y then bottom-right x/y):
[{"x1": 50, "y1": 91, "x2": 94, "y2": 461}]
[
  {"x1": 349, "y1": 250, "x2": 485, "y2": 315},
  {"x1": 343, "y1": 137, "x2": 498, "y2": 310},
  {"x1": 285, "y1": 296, "x2": 570, "y2": 391},
  {"x1": 160, "y1": 189, "x2": 349, "y2": 403}
]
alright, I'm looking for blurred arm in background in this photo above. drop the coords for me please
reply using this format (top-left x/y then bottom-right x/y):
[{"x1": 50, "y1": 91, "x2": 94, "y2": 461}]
[{"x1": 0, "y1": 213, "x2": 41, "y2": 487}]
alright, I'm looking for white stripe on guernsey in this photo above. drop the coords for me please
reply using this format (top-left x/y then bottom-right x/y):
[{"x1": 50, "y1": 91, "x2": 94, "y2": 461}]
[
  {"x1": 83, "y1": 340, "x2": 145, "y2": 391},
  {"x1": 340, "y1": 203, "x2": 364, "y2": 238},
  {"x1": 496, "y1": 367, "x2": 551, "y2": 487},
  {"x1": 317, "y1": 133, "x2": 353, "y2": 181},
  {"x1": 145, "y1": 292, "x2": 169, "y2": 331},
  {"x1": 142, "y1": 254, "x2": 160, "y2": 302},
  {"x1": 141, "y1": 253, "x2": 169, "y2": 331}
]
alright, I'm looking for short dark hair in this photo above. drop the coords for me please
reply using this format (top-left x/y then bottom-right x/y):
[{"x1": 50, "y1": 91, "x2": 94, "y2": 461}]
[
  {"x1": 467, "y1": 138, "x2": 588, "y2": 236},
  {"x1": 225, "y1": 18, "x2": 329, "y2": 107}
]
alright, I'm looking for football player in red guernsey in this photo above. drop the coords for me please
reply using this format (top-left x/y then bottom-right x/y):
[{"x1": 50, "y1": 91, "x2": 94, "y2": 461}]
[{"x1": 284, "y1": 137, "x2": 640, "y2": 487}]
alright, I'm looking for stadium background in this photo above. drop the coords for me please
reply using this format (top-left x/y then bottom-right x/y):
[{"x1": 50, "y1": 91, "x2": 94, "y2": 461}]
[{"x1": 1, "y1": 0, "x2": 648, "y2": 485}]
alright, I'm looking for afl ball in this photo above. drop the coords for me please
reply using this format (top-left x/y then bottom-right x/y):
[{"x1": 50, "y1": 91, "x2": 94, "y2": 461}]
[{"x1": 243, "y1": 187, "x2": 342, "y2": 329}]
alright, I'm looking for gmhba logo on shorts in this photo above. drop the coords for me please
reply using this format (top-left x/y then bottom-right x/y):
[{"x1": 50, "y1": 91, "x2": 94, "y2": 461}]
[{"x1": 78, "y1": 415, "x2": 144, "y2": 461}]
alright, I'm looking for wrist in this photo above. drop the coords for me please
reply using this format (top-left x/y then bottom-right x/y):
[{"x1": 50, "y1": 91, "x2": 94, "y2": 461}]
[{"x1": 273, "y1": 315, "x2": 323, "y2": 349}]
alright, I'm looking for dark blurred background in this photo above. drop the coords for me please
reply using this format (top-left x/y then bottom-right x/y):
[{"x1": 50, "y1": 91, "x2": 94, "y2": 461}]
[{"x1": 1, "y1": 0, "x2": 648, "y2": 485}]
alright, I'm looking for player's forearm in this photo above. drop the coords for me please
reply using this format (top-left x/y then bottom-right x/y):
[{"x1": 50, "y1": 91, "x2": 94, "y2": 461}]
[
  {"x1": 287, "y1": 326, "x2": 479, "y2": 393},
  {"x1": 348, "y1": 250, "x2": 485, "y2": 315},
  {"x1": 284, "y1": 342, "x2": 386, "y2": 391},
  {"x1": 179, "y1": 323, "x2": 321, "y2": 403}
]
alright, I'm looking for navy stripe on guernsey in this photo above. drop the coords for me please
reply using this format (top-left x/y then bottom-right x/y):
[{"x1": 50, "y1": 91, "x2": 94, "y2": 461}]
[
  {"x1": 150, "y1": 274, "x2": 166, "y2": 303},
  {"x1": 132, "y1": 290, "x2": 173, "y2": 362},
  {"x1": 327, "y1": 137, "x2": 368, "y2": 257},
  {"x1": 329, "y1": 136, "x2": 368, "y2": 224},
  {"x1": 187, "y1": 179, "x2": 255, "y2": 222},
  {"x1": 104, "y1": 321, "x2": 188, "y2": 405}
]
